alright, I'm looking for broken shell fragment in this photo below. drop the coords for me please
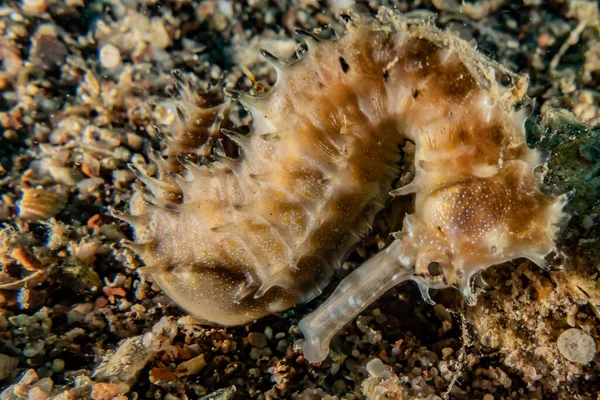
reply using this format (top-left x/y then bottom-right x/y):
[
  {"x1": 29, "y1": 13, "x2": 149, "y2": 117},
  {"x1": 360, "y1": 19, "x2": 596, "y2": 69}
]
[
  {"x1": 17, "y1": 188, "x2": 67, "y2": 221},
  {"x1": 557, "y1": 328, "x2": 597, "y2": 365}
]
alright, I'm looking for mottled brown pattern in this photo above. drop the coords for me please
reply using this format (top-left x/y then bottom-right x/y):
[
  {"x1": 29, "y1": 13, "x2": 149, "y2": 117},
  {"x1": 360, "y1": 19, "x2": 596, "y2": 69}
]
[{"x1": 118, "y1": 8, "x2": 565, "y2": 333}]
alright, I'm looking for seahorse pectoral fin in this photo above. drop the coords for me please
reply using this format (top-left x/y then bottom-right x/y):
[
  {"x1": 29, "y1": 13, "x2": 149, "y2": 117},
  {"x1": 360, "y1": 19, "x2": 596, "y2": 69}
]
[
  {"x1": 298, "y1": 239, "x2": 416, "y2": 364},
  {"x1": 390, "y1": 180, "x2": 419, "y2": 196},
  {"x1": 137, "y1": 263, "x2": 168, "y2": 279},
  {"x1": 415, "y1": 281, "x2": 435, "y2": 305}
]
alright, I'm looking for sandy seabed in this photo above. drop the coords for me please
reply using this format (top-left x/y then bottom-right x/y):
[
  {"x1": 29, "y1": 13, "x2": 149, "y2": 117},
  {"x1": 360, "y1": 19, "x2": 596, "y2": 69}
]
[{"x1": 0, "y1": 0, "x2": 599, "y2": 399}]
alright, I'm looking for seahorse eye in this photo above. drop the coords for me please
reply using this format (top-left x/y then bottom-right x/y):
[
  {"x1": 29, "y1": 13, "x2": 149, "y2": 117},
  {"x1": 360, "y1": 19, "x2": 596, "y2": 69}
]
[{"x1": 427, "y1": 261, "x2": 442, "y2": 276}]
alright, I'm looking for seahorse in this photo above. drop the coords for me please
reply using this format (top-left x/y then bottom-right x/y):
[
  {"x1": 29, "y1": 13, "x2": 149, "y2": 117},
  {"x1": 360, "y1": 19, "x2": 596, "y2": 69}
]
[{"x1": 115, "y1": 6, "x2": 566, "y2": 360}]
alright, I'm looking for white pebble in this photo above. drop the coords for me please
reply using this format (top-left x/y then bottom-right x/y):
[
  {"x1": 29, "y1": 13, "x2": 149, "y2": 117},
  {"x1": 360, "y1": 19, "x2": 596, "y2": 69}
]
[
  {"x1": 52, "y1": 358, "x2": 65, "y2": 373},
  {"x1": 582, "y1": 215, "x2": 594, "y2": 230},
  {"x1": 365, "y1": 358, "x2": 392, "y2": 379},
  {"x1": 99, "y1": 44, "x2": 121, "y2": 69},
  {"x1": 22, "y1": 0, "x2": 47, "y2": 15},
  {"x1": 557, "y1": 328, "x2": 596, "y2": 364},
  {"x1": 218, "y1": 0, "x2": 233, "y2": 18},
  {"x1": 328, "y1": 0, "x2": 355, "y2": 13},
  {"x1": 264, "y1": 326, "x2": 273, "y2": 340}
]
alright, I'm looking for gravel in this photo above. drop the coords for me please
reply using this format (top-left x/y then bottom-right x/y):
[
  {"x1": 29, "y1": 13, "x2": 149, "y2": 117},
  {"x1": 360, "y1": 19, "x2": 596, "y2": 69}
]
[{"x1": 0, "y1": 0, "x2": 598, "y2": 398}]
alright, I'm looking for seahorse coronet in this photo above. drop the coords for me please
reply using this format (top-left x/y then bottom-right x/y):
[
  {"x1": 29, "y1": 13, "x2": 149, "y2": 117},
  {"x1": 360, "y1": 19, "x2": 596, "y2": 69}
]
[{"x1": 116, "y1": 6, "x2": 567, "y2": 360}]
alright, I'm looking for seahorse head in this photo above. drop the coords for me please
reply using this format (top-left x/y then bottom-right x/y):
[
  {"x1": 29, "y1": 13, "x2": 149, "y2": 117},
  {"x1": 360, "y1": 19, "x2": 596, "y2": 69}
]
[{"x1": 408, "y1": 160, "x2": 567, "y2": 302}]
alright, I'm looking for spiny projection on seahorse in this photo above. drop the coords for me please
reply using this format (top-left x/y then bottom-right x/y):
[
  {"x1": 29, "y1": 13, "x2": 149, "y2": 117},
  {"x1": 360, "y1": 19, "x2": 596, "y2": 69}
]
[{"x1": 115, "y1": 6, "x2": 567, "y2": 361}]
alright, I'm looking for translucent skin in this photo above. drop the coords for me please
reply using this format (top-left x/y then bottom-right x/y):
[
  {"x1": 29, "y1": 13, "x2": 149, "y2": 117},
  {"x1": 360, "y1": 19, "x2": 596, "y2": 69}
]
[
  {"x1": 298, "y1": 9, "x2": 566, "y2": 363},
  {"x1": 117, "y1": 7, "x2": 566, "y2": 344}
]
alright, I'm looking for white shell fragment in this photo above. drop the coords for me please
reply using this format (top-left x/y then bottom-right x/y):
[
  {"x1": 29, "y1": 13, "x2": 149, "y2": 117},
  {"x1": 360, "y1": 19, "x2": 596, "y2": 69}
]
[
  {"x1": 21, "y1": 0, "x2": 47, "y2": 15},
  {"x1": 99, "y1": 44, "x2": 122, "y2": 69},
  {"x1": 557, "y1": 328, "x2": 597, "y2": 364},
  {"x1": 17, "y1": 188, "x2": 67, "y2": 221},
  {"x1": 365, "y1": 358, "x2": 393, "y2": 380}
]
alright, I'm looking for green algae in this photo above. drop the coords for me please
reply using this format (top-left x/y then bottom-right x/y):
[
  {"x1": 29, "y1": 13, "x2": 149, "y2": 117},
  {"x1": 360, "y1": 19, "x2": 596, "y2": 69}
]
[{"x1": 528, "y1": 109, "x2": 600, "y2": 217}]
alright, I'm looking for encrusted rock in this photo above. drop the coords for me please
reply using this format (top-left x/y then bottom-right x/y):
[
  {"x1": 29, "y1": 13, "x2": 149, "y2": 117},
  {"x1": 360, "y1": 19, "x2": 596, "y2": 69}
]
[{"x1": 92, "y1": 317, "x2": 177, "y2": 391}]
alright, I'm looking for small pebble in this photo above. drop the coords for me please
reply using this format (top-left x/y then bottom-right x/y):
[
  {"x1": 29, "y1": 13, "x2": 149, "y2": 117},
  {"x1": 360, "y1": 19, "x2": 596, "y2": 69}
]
[
  {"x1": 249, "y1": 347, "x2": 262, "y2": 360},
  {"x1": 28, "y1": 386, "x2": 51, "y2": 400},
  {"x1": 91, "y1": 383, "x2": 122, "y2": 400},
  {"x1": 175, "y1": 354, "x2": 206, "y2": 376},
  {"x1": 442, "y1": 347, "x2": 454, "y2": 358},
  {"x1": 30, "y1": 25, "x2": 68, "y2": 69},
  {"x1": 264, "y1": 326, "x2": 273, "y2": 340},
  {"x1": 0, "y1": 354, "x2": 18, "y2": 380},
  {"x1": 365, "y1": 358, "x2": 392, "y2": 379},
  {"x1": 99, "y1": 44, "x2": 121, "y2": 69},
  {"x1": 199, "y1": 386, "x2": 236, "y2": 400},
  {"x1": 276, "y1": 339, "x2": 287, "y2": 353},
  {"x1": 3, "y1": 129, "x2": 18, "y2": 140},
  {"x1": 221, "y1": 339, "x2": 231, "y2": 353},
  {"x1": 582, "y1": 215, "x2": 594, "y2": 230},
  {"x1": 557, "y1": 328, "x2": 597, "y2": 364},
  {"x1": 260, "y1": 347, "x2": 272, "y2": 358},
  {"x1": 52, "y1": 358, "x2": 65, "y2": 373},
  {"x1": 248, "y1": 332, "x2": 267, "y2": 349},
  {"x1": 332, "y1": 379, "x2": 346, "y2": 396},
  {"x1": 149, "y1": 367, "x2": 178, "y2": 387},
  {"x1": 329, "y1": 362, "x2": 340, "y2": 375},
  {"x1": 22, "y1": 0, "x2": 47, "y2": 15},
  {"x1": 537, "y1": 33, "x2": 555, "y2": 47}
]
